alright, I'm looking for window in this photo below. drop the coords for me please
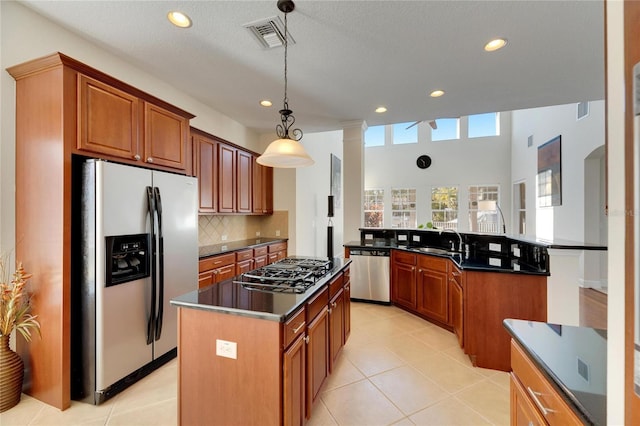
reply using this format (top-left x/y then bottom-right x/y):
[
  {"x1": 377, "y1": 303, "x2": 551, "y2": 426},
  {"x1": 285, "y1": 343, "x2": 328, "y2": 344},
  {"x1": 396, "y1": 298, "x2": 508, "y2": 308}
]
[
  {"x1": 431, "y1": 118, "x2": 459, "y2": 141},
  {"x1": 363, "y1": 189, "x2": 384, "y2": 227},
  {"x1": 392, "y1": 122, "x2": 417, "y2": 145},
  {"x1": 468, "y1": 112, "x2": 499, "y2": 138},
  {"x1": 514, "y1": 182, "x2": 526, "y2": 235},
  {"x1": 468, "y1": 185, "x2": 501, "y2": 233},
  {"x1": 537, "y1": 169, "x2": 553, "y2": 207},
  {"x1": 431, "y1": 187, "x2": 458, "y2": 230},
  {"x1": 391, "y1": 188, "x2": 416, "y2": 228},
  {"x1": 364, "y1": 125, "x2": 385, "y2": 147}
]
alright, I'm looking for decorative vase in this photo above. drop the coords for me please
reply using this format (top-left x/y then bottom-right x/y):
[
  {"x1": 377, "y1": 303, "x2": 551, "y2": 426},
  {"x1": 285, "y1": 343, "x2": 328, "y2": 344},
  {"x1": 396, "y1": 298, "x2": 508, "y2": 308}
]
[{"x1": 0, "y1": 335, "x2": 24, "y2": 412}]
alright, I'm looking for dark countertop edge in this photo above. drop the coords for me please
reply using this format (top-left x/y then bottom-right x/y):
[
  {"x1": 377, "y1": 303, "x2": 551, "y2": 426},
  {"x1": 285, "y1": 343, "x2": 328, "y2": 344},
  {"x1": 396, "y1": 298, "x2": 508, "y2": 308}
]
[
  {"x1": 503, "y1": 320, "x2": 598, "y2": 426},
  {"x1": 199, "y1": 237, "x2": 289, "y2": 259},
  {"x1": 172, "y1": 259, "x2": 352, "y2": 323},
  {"x1": 344, "y1": 243, "x2": 549, "y2": 276},
  {"x1": 170, "y1": 299, "x2": 284, "y2": 322}
]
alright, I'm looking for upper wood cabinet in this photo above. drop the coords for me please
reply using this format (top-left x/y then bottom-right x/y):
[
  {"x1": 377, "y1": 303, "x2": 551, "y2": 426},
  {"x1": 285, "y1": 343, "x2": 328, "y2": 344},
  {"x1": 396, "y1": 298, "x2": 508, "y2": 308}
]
[
  {"x1": 77, "y1": 73, "x2": 190, "y2": 172},
  {"x1": 253, "y1": 158, "x2": 274, "y2": 214},
  {"x1": 78, "y1": 75, "x2": 139, "y2": 160},
  {"x1": 193, "y1": 132, "x2": 217, "y2": 213},
  {"x1": 236, "y1": 150, "x2": 253, "y2": 213},
  {"x1": 218, "y1": 142, "x2": 237, "y2": 213},
  {"x1": 192, "y1": 127, "x2": 273, "y2": 215}
]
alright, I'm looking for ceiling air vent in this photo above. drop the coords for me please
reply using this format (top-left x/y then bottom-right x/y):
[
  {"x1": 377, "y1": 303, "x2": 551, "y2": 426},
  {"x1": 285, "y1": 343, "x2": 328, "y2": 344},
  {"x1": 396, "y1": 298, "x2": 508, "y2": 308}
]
[{"x1": 244, "y1": 16, "x2": 295, "y2": 49}]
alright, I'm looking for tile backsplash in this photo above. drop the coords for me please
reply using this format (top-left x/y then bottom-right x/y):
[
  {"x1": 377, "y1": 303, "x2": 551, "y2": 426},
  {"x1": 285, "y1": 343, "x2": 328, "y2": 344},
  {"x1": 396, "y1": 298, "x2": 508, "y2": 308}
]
[{"x1": 198, "y1": 211, "x2": 288, "y2": 246}]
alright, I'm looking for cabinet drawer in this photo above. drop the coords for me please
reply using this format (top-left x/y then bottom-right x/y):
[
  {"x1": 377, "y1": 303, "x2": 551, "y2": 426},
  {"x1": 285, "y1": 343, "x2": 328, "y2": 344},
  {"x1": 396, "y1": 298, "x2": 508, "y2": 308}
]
[
  {"x1": 393, "y1": 250, "x2": 416, "y2": 265},
  {"x1": 418, "y1": 254, "x2": 448, "y2": 272},
  {"x1": 253, "y1": 246, "x2": 268, "y2": 257},
  {"x1": 343, "y1": 266, "x2": 350, "y2": 280},
  {"x1": 215, "y1": 264, "x2": 236, "y2": 282},
  {"x1": 306, "y1": 287, "x2": 329, "y2": 323},
  {"x1": 199, "y1": 253, "x2": 235, "y2": 272},
  {"x1": 511, "y1": 341, "x2": 582, "y2": 425},
  {"x1": 329, "y1": 273, "x2": 344, "y2": 299},
  {"x1": 268, "y1": 242, "x2": 287, "y2": 253},
  {"x1": 236, "y1": 249, "x2": 253, "y2": 262},
  {"x1": 283, "y1": 308, "x2": 306, "y2": 349}
]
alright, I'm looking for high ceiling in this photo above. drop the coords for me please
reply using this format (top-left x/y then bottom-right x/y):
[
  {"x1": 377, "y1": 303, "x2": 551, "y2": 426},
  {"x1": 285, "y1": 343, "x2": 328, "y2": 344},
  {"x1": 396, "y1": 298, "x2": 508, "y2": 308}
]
[{"x1": 20, "y1": 0, "x2": 605, "y2": 134}]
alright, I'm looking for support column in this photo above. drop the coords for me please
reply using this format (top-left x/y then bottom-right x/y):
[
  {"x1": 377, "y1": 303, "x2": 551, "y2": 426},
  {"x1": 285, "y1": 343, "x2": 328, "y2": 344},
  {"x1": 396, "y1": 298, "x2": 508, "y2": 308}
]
[{"x1": 342, "y1": 120, "x2": 366, "y2": 244}]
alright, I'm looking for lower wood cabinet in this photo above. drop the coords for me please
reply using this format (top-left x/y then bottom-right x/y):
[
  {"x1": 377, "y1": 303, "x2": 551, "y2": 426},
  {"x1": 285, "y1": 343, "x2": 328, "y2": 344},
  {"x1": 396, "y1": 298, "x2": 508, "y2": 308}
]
[
  {"x1": 391, "y1": 251, "x2": 417, "y2": 310},
  {"x1": 510, "y1": 340, "x2": 582, "y2": 425},
  {"x1": 284, "y1": 334, "x2": 306, "y2": 426},
  {"x1": 329, "y1": 288, "x2": 345, "y2": 372},
  {"x1": 449, "y1": 266, "x2": 464, "y2": 347},
  {"x1": 416, "y1": 255, "x2": 449, "y2": 325}
]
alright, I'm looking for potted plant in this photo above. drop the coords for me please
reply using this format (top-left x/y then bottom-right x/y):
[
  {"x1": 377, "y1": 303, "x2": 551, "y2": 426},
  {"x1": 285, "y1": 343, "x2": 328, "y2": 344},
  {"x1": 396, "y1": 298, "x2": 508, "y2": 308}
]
[{"x1": 0, "y1": 257, "x2": 40, "y2": 412}]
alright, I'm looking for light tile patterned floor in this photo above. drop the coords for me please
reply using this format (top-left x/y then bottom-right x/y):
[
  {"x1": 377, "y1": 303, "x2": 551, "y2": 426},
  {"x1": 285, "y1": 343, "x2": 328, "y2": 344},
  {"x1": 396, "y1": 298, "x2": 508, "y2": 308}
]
[{"x1": 0, "y1": 302, "x2": 510, "y2": 425}]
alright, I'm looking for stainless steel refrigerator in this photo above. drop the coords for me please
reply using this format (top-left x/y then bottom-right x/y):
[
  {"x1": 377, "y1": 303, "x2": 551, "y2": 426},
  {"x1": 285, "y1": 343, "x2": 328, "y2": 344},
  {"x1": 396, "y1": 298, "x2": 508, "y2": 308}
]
[{"x1": 72, "y1": 159, "x2": 198, "y2": 404}]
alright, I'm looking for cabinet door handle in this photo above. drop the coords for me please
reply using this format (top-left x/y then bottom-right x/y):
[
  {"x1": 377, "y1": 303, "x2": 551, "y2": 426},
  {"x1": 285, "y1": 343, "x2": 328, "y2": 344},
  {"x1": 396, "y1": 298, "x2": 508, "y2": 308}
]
[
  {"x1": 526, "y1": 387, "x2": 555, "y2": 415},
  {"x1": 304, "y1": 335, "x2": 310, "y2": 344},
  {"x1": 133, "y1": 154, "x2": 141, "y2": 161},
  {"x1": 147, "y1": 157, "x2": 154, "y2": 163},
  {"x1": 328, "y1": 307, "x2": 332, "y2": 314},
  {"x1": 292, "y1": 322, "x2": 306, "y2": 334}
]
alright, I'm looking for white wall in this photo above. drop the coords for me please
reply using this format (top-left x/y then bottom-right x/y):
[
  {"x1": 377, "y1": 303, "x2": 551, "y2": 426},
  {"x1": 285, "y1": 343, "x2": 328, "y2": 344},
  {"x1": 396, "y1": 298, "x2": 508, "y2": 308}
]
[
  {"x1": 0, "y1": 1, "x2": 259, "y2": 255},
  {"x1": 511, "y1": 101, "x2": 606, "y2": 242},
  {"x1": 294, "y1": 131, "x2": 344, "y2": 258},
  {"x1": 364, "y1": 115, "x2": 512, "y2": 232}
]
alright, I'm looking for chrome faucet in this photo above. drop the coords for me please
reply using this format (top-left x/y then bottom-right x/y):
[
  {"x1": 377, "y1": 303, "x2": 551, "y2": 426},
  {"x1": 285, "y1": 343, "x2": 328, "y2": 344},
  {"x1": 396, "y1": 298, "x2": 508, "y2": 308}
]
[{"x1": 440, "y1": 228, "x2": 463, "y2": 252}]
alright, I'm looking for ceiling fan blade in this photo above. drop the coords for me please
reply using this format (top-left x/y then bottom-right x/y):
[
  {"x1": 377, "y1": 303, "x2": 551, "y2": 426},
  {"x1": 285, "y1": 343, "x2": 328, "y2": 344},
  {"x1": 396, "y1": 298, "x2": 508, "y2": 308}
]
[{"x1": 406, "y1": 120, "x2": 421, "y2": 130}]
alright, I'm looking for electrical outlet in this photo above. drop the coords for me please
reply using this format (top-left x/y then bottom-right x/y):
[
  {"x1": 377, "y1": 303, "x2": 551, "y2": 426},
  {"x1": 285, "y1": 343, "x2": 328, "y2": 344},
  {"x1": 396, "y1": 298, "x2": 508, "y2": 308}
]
[
  {"x1": 221, "y1": 235, "x2": 228, "y2": 241},
  {"x1": 216, "y1": 339, "x2": 237, "y2": 360},
  {"x1": 275, "y1": 230, "x2": 280, "y2": 236},
  {"x1": 256, "y1": 231, "x2": 261, "y2": 237}
]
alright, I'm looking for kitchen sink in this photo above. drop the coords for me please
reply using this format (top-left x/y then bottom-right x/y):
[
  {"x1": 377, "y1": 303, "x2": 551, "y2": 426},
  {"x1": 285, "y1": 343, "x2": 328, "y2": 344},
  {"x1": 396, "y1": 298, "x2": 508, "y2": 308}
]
[{"x1": 415, "y1": 247, "x2": 451, "y2": 255}]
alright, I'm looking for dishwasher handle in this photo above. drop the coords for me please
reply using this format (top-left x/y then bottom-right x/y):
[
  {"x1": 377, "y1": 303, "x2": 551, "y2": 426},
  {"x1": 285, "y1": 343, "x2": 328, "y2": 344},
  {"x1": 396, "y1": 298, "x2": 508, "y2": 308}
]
[{"x1": 349, "y1": 248, "x2": 390, "y2": 257}]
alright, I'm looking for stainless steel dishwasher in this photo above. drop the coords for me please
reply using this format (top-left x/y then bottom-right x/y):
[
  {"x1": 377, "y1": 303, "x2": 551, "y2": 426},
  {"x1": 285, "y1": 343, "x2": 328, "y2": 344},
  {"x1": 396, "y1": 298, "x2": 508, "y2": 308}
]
[{"x1": 349, "y1": 248, "x2": 390, "y2": 304}]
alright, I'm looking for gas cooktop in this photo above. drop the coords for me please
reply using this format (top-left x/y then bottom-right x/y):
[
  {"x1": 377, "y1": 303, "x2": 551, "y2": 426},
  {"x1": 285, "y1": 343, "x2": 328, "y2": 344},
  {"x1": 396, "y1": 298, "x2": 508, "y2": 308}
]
[{"x1": 235, "y1": 258, "x2": 332, "y2": 294}]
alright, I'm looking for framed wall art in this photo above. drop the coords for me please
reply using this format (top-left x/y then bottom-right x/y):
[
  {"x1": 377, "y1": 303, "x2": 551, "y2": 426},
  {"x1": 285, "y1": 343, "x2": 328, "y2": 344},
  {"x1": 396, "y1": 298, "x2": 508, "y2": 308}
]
[{"x1": 537, "y1": 135, "x2": 562, "y2": 207}]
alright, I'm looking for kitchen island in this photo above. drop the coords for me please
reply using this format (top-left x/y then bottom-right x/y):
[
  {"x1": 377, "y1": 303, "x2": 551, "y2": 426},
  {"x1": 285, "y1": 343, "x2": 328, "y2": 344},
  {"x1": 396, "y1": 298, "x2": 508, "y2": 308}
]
[{"x1": 171, "y1": 257, "x2": 351, "y2": 425}]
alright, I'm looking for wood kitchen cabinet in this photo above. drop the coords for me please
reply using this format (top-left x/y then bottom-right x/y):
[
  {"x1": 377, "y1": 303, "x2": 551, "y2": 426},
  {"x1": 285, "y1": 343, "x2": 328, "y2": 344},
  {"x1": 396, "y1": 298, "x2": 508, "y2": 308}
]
[
  {"x1": 193, "y1": 130, "x2": 218, "y2": 213},
  {"x1": 198, "y1": 253, "x2": 235, "y2": 288},
  {"x1": 510, "y1": 340, "x2": 582, "y2": 425},
  {"x1": 343, "y1": 267, "x2": 351, "y2": 341},
  {"x1": 253, "y1": 159, "x2": 274, "y2": 214},
  {"x1": 328, "y1": 272, "x2": 345, "y2": 372},
  {"x1": 218, "y1": 143, "x2": 237, "y2": 213},
  {"x1": 78, "y1": 74, "x2": 190, "y2": 172},
  {"x1": 391, "y1": 250, "x2": 417, "y2": 310},
  {"x1": 268, "y1": 242, "x2": 288, "y2": 264},
  {"x1": 449, "y1": 265, "x2": 464, "y2": 347},
  {"x1": 236, "y1": 150, "x2": 253, "y2": 213},
  {"x1": 283, "y1": 308, "x2": 306, "y2": 426},
  {"x1": 305, "y1": 287, "x2": 329, "y2": 418},
  {"x1": 416, "y1": 255, "x2": 449, "y2": 325}
]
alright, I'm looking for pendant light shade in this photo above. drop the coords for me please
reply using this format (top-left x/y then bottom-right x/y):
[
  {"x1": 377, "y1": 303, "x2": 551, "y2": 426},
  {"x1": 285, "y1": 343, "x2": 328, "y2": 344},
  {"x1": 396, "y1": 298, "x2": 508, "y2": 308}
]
[
  {"x1": 257, "y1": 0, "x2": 314, "y2": 168},
  {"x1": 257, "y1": 137, "x2": 314, "y2": 168}
]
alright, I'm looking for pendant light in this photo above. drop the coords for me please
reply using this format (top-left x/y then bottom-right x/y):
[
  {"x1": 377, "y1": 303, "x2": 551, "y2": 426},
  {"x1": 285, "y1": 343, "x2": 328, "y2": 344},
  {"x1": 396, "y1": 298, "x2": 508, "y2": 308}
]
[{"x1": 257, "y1": 0, "x2": 314, "y2": 168}]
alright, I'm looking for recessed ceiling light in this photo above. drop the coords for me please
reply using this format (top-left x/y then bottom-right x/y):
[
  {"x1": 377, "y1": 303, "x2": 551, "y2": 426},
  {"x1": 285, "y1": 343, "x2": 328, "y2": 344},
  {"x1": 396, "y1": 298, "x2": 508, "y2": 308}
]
[
  {"x1": 260, "y1": 100, "x2": 273, "y2": 107},
  {"x1": 484, "y1": 38, "x2": 507, "y2": 52},
  {"x1": 430, "y1": 90, "x2": 445, "y2": 98},
  {"x1": 375, "y1": 107, "x2": 387, "y2": 113},
  {"x1": 167, "y1": 11, "x2": 192, "y2": 28}
]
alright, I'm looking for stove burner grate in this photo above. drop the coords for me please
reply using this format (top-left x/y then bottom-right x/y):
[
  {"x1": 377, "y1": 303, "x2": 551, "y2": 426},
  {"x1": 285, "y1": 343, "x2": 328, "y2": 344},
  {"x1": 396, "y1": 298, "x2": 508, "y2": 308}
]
[{"x1": 235, "y1": 258, "x2": 332, "y2": 294}]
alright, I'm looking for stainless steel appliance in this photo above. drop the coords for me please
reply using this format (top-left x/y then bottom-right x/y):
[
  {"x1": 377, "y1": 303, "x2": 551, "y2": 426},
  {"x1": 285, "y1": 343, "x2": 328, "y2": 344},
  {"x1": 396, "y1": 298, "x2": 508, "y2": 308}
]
[
  {"x1": 349, "y1": 248, "x2": 390, "y2": 303},
  {"x1": 235, "y1": 258, "x2": 332, "y2": 293},
  {"x1": 72, "y1": 159, "x2": 198, "y2": 404}
]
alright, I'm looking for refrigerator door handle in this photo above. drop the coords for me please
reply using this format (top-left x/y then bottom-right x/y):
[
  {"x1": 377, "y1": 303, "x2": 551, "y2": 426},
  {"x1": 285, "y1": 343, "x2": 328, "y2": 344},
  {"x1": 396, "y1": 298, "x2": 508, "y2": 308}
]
[
  {"x1": 146, "y1": 186, "x2": 156, "y2": 345},
  {"x1": 153, "y1": 186, "x2": 164, "y2": 341}
]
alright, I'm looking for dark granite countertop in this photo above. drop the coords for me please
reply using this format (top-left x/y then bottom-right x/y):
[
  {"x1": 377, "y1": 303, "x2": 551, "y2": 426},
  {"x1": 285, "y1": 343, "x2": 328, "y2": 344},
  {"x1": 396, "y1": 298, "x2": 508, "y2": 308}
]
[
  {"x1": 344, "y1": 241, "x2": 549, "y2": 275},
  {"x1": 171, "y1": 257, "x2": 351, "y2": 322},
  {"x1": 503, "y1": 319, "x2": 607, "y2": 425},
  {"x1": 199, "y1": 237, "x2": 288, "y2": 258}
]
